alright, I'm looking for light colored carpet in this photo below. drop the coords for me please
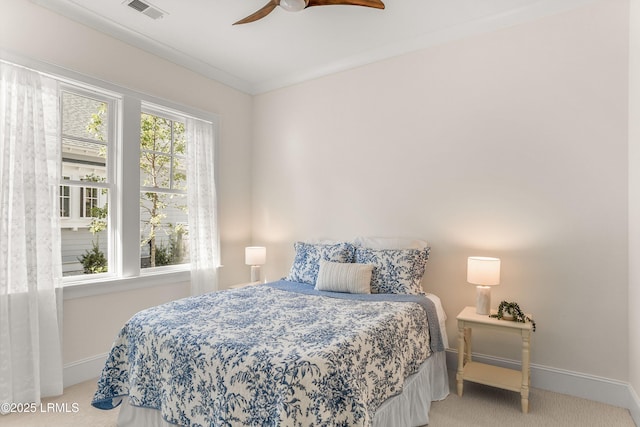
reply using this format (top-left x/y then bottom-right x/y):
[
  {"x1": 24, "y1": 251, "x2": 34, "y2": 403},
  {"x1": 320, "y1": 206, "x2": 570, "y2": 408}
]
[
  {"x1": 1, "y1": 372, "x2": 635, "y2": 426},
  {"x1": 429, "y1": 370, "x2": 636, "y2": 426}
]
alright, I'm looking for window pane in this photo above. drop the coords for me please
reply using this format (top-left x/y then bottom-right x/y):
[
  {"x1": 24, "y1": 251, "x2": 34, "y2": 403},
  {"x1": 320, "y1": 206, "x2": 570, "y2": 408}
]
[
  {"x1": 141, "y1": 113, "x2": 172, "y2": 153},
  {"x1": 61, "y1": 186, "x2": 109, "y2": 277},
  {"x1": 81, "y1": 186, "x2": 101, "y2": 217},
  {"x1": 62, "y1": 91, "x2": 109, "y2": 142},
  {"x1": 60, "y1": 185, "x2": 70, "y2": 217},
  {"x1": 173, "y1": 156, "x2": 187, "y2": 191},
  {"x1": 140, "y1": 112, "x2": 187, "y2": 190},
  {"x1": 62, "y1": 138, "x2": 107, "y2": 172},
  {"x1": 173, "y1": 121, "x2": 186, "y2": 155},
  {"x1": 140, "y1": 153, "x2": 172, "y2": 188},
  {"x1": 140, "y1": 192, "x2": 189, "y2": 268}
]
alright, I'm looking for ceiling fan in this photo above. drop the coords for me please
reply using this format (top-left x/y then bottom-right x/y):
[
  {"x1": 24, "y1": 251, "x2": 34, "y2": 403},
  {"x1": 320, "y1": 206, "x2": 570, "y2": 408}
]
[{"x1": 234, "y1": 0, "x2": 385, "y2": 25}]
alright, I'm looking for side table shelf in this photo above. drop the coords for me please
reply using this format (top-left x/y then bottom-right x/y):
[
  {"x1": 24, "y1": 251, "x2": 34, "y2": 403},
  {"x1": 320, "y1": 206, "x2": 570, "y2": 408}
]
[{"x1": 456, "y1": 306, "x2": 533, "y2": 413}]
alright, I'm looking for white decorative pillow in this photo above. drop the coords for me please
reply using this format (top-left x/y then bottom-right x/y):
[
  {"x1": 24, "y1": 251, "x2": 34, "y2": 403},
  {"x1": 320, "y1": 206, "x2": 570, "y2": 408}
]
[
  {"x1": 355, "y1": 247, "x2": 430, "y2": 295},
  {"x1": 353, "y1": 236, "x2": 429, "y2": 250},
  {"x1": 286, "y1": 241, "x2": 356, "y2": 285},
  {"x1": 315, "y1": 261, "x2": 373, "y2": 294}
]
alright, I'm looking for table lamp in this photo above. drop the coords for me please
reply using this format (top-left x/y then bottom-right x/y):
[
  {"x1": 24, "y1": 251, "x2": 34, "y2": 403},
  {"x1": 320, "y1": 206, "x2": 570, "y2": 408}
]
[
  {"x1": 245, "y1": 246, "x2": 266, "y2": 282},
  {"x1": 467, "y1": 256, "x2": 501, "y2": 315}
]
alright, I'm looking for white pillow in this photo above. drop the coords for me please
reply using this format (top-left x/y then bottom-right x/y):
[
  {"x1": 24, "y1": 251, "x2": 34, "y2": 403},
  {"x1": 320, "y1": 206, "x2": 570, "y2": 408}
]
[
  {"x1": 315, "y1": 261, "x2": 373, "y2": 294},
  {"x1": 353, "y1": 236, "x2": 428, "y2": 250}
]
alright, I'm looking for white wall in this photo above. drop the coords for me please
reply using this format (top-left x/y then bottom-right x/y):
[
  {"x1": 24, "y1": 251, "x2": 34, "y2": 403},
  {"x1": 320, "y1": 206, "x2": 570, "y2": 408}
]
[
  {"x1": 1, "y1": 0, "x2": 254, "y2": 368},
  {"x1": 253, "y1": 0, "x2": 630, "y2": 383},
  {"x1": 63, "y1": 282, "x2": 190, "y2": 368},
  {"x1": 628, "y1": 0, "x2": 640, "y2": 421}
]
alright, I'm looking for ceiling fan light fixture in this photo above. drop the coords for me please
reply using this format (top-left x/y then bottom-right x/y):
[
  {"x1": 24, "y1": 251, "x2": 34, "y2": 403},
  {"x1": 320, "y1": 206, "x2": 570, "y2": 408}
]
[
  {"x1": 280, "y1": 0, "x2": 308, "y2": 12},
  {"x1": 233, "y1": 0, "x2": 384, "y2": 25}
]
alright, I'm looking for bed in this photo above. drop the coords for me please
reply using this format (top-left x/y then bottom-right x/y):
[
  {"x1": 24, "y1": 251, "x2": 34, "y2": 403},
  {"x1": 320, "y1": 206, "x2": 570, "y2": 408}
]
[{"x1": 92, "y1": 240, "x2": 450, "y2": 426}]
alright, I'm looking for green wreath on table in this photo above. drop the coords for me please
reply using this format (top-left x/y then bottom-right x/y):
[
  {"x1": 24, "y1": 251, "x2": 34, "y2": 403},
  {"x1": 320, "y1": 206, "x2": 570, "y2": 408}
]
[{"x1": 489, "y1": 301, "x2": 537, "y2": 332}]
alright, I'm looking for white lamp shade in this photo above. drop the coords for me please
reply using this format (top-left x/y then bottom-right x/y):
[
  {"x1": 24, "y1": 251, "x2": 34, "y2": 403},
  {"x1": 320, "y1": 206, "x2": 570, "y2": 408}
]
[
  {"x1": 467, "y1": 256, "x2": 500, "y2": 286},
  {"x1": 245, "y1": 246, "x2": 266, "y2": 266}
]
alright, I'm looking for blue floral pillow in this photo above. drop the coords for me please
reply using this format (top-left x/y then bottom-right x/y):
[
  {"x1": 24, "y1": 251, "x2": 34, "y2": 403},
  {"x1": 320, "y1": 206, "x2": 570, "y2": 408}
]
[
  {"x1": 355, "y1": 247, "x2": 430, "y2": 295},
  {"x1": 286, "y1": 242, "x2": 356, "y2": 285}
]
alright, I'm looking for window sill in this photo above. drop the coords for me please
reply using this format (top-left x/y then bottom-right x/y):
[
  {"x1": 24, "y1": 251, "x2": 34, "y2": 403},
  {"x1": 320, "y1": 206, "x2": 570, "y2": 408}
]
[{"x1": 62, "y1": 268, "x2": 191, "y2": 300}]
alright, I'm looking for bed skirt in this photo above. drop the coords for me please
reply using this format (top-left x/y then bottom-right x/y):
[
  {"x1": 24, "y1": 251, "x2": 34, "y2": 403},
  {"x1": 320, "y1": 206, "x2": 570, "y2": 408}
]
[{"x1": 116, "y1": 350, "x2": 449, "y2": 427}]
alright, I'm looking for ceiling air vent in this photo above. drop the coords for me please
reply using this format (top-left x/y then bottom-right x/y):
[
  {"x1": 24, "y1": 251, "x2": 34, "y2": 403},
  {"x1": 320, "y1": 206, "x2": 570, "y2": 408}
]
[{"x1": 124, "y1": 0, "x2": 165, "y2": 20}]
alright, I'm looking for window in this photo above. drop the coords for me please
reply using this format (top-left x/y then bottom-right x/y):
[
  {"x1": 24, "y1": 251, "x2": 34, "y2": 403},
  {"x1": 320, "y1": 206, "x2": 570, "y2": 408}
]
[
  {"x1": 81, "y1": 187, "x2": 98, "y2": 217},
  {"x1": 57, "y1": 79, "x2": 200, "y2": 283},
  {"x1": 2, "y1": 58, "x2": 217, "y2": 293},
  {"x1": 60, "y1": 88, "x2": 113, "y2": 277},
  {"x1": 139, "y1": 107, "x2": 190, "y2": 269},
  {"x1": 60, "y1": 181, "x2": 70, "y2": 218}
]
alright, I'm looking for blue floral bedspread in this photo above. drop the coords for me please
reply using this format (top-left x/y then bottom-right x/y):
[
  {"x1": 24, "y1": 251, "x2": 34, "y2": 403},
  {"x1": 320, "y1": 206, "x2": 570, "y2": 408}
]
[{"x1": 92, "y1": 280, "x2": 442, "y2": 426}]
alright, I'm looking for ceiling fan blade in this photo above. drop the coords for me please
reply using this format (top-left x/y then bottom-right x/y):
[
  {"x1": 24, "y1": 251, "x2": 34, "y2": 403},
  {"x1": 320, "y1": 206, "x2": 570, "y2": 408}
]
[
  {"x1": 307, "y1": 0, "x2": 384, "y2": 9},
  {"x1": 234, "y1": 0, "x2": 280, "y2": 25}
]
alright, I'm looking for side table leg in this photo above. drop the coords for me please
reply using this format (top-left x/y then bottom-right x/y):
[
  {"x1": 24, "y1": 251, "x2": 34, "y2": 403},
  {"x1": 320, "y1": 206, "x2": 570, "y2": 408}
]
[
  {"x1": 464, "y1": 327, "x2": 472, "y2": 363},
  {"x1": 521, "y1": 331, "x2": 531, "y2": 413},
  {"x1": 457, "y1": 322, "x2": 465, "y2": 396}
]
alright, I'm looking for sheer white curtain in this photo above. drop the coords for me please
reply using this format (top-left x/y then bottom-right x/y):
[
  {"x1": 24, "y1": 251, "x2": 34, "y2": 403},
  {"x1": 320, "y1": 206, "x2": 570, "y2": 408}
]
[
  {"x1": 186, "y1": 117, "x2": 220, "y2": 295},
  {"x1": 0, "y1": 62, "x2": 64, "y2": 405}
]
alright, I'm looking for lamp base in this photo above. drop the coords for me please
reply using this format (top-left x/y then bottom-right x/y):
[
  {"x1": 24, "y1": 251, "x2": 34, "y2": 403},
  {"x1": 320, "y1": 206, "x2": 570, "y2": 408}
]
[
  {"x1": 250, "y1": 265, "x2": 261, "y2": 282},
  {"x1": 475, "y1": 286, "x2": 491, "y2": 315}
]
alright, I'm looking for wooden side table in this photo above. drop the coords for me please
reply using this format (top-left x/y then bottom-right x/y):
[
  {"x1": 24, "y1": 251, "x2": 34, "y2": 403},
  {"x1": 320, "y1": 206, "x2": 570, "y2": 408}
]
[{"x1": 456, "y1": 306, "x2": 533, "y2": 413}]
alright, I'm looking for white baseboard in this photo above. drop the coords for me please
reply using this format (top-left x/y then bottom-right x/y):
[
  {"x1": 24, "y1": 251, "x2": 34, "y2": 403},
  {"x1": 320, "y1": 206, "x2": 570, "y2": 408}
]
[
  {"x1": 63, "y1": 353, "x2": 108, "y2": 388},
  {"x1": 629, "y1": 384, "x2": 640, "y2": 427},
  {"x1": 446, "y1": 349, "x2": 639, "y2": 425}
]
